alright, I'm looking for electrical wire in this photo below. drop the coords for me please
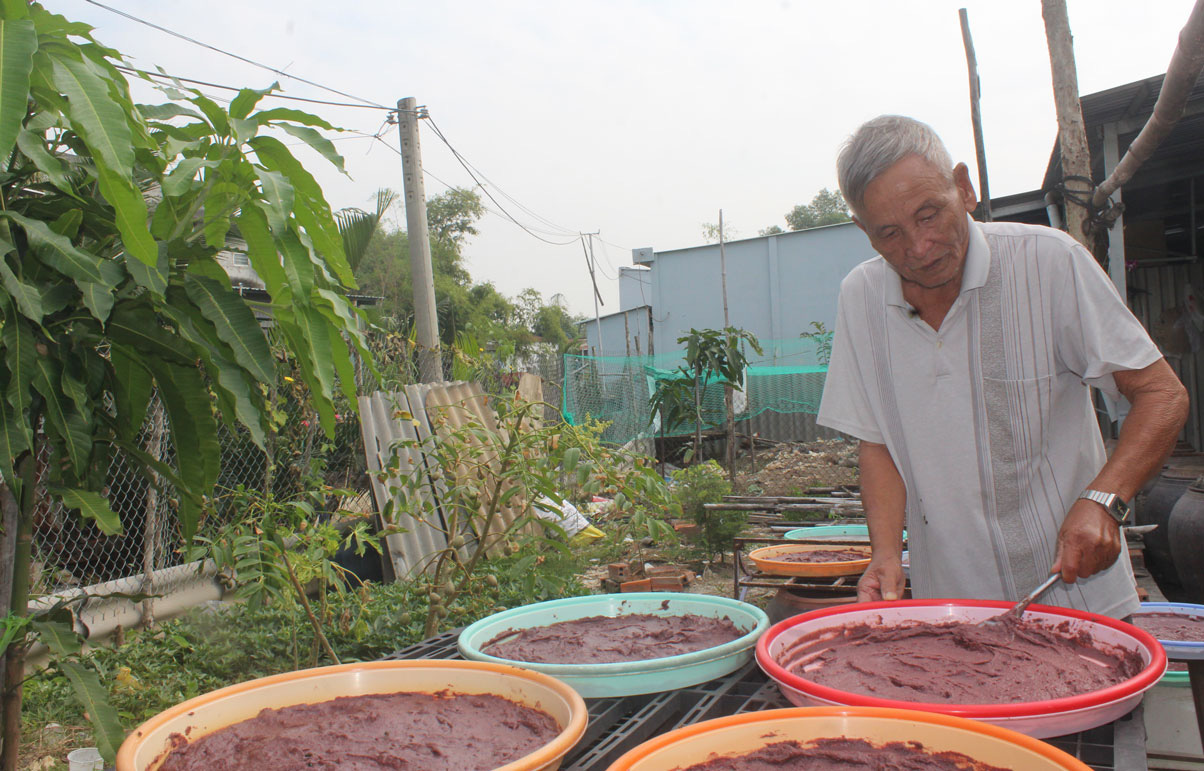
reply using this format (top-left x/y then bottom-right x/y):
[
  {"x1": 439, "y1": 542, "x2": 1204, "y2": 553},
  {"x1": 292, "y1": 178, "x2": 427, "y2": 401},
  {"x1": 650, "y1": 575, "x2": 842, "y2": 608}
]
[
  {"x1": 84, "y1": 0, "x2": 388, "y2": 108},
  {"x1": 422, "y1": 115, "x2": 580, "y2": 246},
  {"x1": 115, "y1": 65, "x2": 392, "y2": 110}
]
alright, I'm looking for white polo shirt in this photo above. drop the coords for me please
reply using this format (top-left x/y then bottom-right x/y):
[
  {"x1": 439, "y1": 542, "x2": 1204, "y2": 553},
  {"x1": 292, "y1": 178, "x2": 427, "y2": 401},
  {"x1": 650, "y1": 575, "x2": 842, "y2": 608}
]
[{"x1": 817, "y1": 218, "x2": 1160, "y2": 618}]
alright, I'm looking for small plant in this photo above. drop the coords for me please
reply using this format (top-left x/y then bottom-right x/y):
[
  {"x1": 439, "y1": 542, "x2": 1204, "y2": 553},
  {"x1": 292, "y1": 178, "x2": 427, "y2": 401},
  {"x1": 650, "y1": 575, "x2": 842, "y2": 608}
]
[
  {"x1": 671, "y1": 461, "x2": 747, "y2": 562},
  {"x1": 801, "y1": 321, "x2": 834, "y2": 366}
]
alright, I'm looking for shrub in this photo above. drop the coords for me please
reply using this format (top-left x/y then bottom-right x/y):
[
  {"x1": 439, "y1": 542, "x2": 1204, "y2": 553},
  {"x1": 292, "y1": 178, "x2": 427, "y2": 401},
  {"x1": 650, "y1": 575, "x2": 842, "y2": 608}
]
[{"x1": 671, "y1": 461, "x2": 747, "y2": 561}]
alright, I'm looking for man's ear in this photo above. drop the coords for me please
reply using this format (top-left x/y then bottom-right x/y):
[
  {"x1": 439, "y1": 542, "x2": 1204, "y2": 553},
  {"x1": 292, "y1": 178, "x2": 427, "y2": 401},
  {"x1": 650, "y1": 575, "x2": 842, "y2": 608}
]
[{"x1": 953, "y1": 162, "x2": 978, "y2": 213}]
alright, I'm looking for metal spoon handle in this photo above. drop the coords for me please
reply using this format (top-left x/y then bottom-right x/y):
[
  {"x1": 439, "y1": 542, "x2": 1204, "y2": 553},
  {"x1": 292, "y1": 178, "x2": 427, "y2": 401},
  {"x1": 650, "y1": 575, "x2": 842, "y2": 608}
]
[{"x1": 1011, "y1": 572, "x2": 1062, "y2": 617}]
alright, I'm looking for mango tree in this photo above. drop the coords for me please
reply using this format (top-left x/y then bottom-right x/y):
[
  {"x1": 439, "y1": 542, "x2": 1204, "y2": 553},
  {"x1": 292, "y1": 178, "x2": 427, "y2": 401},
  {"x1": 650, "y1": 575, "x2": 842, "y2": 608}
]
[{"x1": 0, "y1": 3, "x2": 371, "y2": 765}]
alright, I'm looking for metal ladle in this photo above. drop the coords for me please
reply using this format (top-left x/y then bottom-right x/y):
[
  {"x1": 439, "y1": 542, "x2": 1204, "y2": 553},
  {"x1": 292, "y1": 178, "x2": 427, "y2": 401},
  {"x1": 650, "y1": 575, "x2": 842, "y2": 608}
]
[{"x1": 978, "y1": 572, "x2": 1063, "y2": 630}]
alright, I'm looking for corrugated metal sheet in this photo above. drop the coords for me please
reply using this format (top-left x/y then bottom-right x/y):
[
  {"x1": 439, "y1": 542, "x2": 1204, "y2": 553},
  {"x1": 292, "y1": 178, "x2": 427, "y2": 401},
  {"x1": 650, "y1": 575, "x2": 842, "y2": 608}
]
[
  {"x1": 423, "y1": 382, "x2": 539, "y2": 556},
  {"x1": 357, "y1": 390, "x2": 449, "y2": 579},
  {"x1": 741, "y1": 411, "x2": 845, "y2": 444}
]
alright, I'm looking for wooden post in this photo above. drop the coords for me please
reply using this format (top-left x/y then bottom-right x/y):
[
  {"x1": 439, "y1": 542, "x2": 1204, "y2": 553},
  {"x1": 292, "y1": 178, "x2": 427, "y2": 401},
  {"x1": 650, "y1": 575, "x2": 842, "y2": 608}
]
[
  {"x1": 959, "y1": 8, "x2": 992, "y2": 221},
  {"x1": 1042, "y1": 0, "x2": 1095, "y2": 249},
  {"x1": 719, "y1": 211, "x2": 736, "y2": 482}
]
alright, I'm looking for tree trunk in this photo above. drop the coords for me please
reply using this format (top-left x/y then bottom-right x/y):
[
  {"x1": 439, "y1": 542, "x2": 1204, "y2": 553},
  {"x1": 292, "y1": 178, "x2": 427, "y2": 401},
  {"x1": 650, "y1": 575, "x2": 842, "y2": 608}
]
[
  {"x1": 1042, "y1": 0, "x2": 1095, "y2": 250},
  {"x1": 1, "y1": 455, "x2": 35, "y2": 771}
]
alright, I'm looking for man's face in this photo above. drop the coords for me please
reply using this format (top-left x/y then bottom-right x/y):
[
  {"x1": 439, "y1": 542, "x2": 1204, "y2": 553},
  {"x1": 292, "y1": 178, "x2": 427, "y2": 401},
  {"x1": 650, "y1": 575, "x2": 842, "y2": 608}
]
[{"x1": 853, "y1": 155, "x2": 978, "y2": 292}]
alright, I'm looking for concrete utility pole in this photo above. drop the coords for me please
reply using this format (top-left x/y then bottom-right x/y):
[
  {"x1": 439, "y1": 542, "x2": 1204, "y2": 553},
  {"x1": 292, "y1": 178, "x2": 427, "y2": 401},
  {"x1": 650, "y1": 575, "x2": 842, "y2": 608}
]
[
  {"x1": 396, "y1": 97, "x2": 442, "y2": 383},
  {"x1": 1042, "y1": 0, "x2": 1095, "y2": 250},
  {"x1": 719, "y1": 211, "x2": 737, "y2": 482}
]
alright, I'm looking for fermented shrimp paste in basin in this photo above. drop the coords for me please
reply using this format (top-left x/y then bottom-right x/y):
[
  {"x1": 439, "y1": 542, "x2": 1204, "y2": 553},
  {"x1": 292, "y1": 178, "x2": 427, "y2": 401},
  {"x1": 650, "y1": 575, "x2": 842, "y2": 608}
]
[
  {"x1": 482, "y1": 612, "x2": 744, "y2": 664},
  {"x1": 673, "y1": 737, "x2": 1011, "y2": 770},
  {"x1": 157, "y1": 690, "x2": 560, "y2": 771},
  {"x1": 774, "y1": 548, "x2": 868, "y2": 563},
  {"x1": 784, "y1": 616, "x2": 1143, "y2": 704}
]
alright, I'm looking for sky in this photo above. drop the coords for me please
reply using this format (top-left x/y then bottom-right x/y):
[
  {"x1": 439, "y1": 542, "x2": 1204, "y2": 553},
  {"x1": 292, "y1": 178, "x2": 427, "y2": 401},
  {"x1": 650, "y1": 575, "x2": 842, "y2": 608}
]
[{"x1": 52, "y1": 0, "x2": 1201, "y2": 317}]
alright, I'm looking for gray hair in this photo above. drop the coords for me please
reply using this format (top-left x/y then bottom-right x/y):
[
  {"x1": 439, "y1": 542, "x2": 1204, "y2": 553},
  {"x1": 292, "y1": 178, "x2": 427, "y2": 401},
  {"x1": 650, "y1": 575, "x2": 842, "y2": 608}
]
[{"x1": 836, "y1": 115, "x2": 953, "y2": 214}]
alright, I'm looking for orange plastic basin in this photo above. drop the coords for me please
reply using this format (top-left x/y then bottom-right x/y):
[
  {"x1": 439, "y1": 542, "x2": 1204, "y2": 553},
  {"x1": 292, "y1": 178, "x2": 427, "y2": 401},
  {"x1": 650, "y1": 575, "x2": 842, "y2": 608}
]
[
  {"x1": 748, "y1": 543, "x2": 871, "y2": 577},
  {"x1": 116, "y1": 659, "x2": 588, "y2": 771},
  {"x1": 605, "y1": 706, "x2": 1091, "y2": 770}
]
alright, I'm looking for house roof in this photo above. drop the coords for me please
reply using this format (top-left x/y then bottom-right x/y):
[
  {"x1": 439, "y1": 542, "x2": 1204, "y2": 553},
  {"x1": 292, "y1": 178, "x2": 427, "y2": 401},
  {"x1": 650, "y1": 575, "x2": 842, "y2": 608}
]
[{"x1": 1042, "y1": 71, "x2": 1204, "y2": 190}]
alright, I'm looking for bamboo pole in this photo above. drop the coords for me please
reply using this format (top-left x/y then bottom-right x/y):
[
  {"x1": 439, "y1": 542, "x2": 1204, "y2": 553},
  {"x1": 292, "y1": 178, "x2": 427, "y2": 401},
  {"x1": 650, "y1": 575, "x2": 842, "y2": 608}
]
[{"x1": 1092, "y1": 0, "x2": 1204, "y2": 209}]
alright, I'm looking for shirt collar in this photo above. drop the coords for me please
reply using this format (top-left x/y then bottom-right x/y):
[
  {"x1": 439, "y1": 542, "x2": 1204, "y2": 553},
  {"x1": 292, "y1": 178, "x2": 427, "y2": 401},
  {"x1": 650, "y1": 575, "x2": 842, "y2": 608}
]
[{"x1": 885, "y1": 215, "x2": 990, "y2": 308}]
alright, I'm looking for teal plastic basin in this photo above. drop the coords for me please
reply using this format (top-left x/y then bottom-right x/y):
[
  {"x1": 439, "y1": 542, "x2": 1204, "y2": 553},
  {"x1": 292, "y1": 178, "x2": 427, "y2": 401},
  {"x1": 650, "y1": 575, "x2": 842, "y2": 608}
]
[
  {"x1": 457, "y1": 592, "x2": 770, "y2": 698},
  {"x1": 784, "y1": 525, "x2": 907, "y2": 542}
]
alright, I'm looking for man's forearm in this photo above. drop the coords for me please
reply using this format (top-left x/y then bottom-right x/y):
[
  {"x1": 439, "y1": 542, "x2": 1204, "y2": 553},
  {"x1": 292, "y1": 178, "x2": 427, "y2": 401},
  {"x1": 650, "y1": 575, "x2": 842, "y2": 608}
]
[
  {"x1": 1094, "y1": 359, "x2": 1189, "y2": 501},
  {"x1": 858, "y1": 440, "x2": 908, "y2": 558}
]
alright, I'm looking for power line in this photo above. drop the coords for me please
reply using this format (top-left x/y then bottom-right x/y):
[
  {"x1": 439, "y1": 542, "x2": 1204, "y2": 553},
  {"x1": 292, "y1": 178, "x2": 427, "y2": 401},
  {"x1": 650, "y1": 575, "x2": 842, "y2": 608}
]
[
  {"x1": 421, "y1": 114, "x2": 580, "y2": 247},
  {"x1": 84, "y1": 0, "x2": 387, "y2": 108},
  {"x1": 115, "y1": 65, "x2": 392, "y2": 110}
]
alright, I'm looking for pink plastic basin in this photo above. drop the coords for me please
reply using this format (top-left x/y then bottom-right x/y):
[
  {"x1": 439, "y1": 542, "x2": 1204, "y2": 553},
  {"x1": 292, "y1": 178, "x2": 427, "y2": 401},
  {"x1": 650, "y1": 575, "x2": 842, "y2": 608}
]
[{"x1": 755, "y1": 599, "x2": 1166, "y2": 739}]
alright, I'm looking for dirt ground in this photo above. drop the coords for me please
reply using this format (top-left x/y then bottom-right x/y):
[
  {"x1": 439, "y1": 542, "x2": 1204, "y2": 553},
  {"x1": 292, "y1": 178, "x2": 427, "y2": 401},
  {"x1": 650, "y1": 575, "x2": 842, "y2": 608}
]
[{"x1": 583, "y1": 438, "x2": 862, "y2": 601}]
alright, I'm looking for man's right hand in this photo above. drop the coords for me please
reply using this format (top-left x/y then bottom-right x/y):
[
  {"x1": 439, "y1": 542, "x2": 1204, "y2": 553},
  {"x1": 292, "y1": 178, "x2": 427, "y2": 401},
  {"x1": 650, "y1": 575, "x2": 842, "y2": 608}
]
[{"x1": 857, "y1": 556, "x2": 906, "y2": 603}]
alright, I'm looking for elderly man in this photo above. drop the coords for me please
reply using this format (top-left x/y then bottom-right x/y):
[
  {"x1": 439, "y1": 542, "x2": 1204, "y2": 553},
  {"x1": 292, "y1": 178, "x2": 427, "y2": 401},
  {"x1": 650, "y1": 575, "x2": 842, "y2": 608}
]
[{"x1": 816, "y1": 115, "x2": 1188, "y2": 618}]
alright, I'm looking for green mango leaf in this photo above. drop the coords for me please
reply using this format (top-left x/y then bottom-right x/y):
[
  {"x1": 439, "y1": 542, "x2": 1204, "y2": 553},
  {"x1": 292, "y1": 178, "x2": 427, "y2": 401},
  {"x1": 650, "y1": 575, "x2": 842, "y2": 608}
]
[
  {"x1": 48, "y1": 52, "x2": 131, "y2": 172},
  {"x1": 144, "y1": 358, "x2": 219, "y2": 538},
  {"x1": 77, "y1": 280, "x2": 114, "y2": 322},
  {"x1": 229, "y1": 82, "x2": 278, "y2": 121},
  {"x1": 123, "y1": 241, "x2": 168, "y2": 297},
  {"x1": 136, "y1": 102, "x2": 204, "y2": 121},
  {"x1": 15, "y1": 128, "x2": 74, "y2": 194},
  {"x1": 189, "y1": 92, "x2": 229, "y2": 136},
  {"x1": 0, "y1": 19, "x2": 36, "y2": 164},
  {"x1": 49, "y1": 209, "x2": 82, "y2": 239},
  {"x1": 277, "y1": 231, "x2": 314, "y2": 297},
  {"x1": 236, "y1": 206, "x2": 286, "y2": 298},
  {"x1": 161, "y1": 157, "x2": 215, "y2": 197},
  {"x1": 253, "y1": 106, "x2": 336, "y2": 130},
  {"x1": 0, "y1": 210, "x2": 121, "y2": 287},
  {"x1": 30, "y1": 357, "x2": 82, "y2": 472},
  {"x1": 29, "y1": 615, "x2": 79, "y2": 658},
  {"x1": 51, "y1": 487, "x2": 122, "y2": 535},
  {"x1": 0, "y1": 395, "x2": 31, "y2": 493},
  {"x1": 110, "y1": 344, "x2": 150, "y2": 440},
  {"x1": 277, "y1": 123, "x2": 346, "y2": 174},
  {"x1": 183, "y1": 274, "x2": 273, "y2": 384},
  {"x1": 57, "y1": 659, "x2": 125, "y2": 763},
  {"x1": 1, "y1": 305, "x2": 35, "y2": 416},
  {"x1": 249, "y1": 135, "x2": 352, "y2": 286},
  {"x1": 107, "y1": 302, "x2": 193, "y2": 365},
  {"x1": 0, "y1": 258, "x2": 44, "y2": 321},
  {"x1": 94, "y1": 161, "x2": 157, "y2": 268},
  {"x1": 253, "y1": 168, "x2": 293, "y2": 233}
]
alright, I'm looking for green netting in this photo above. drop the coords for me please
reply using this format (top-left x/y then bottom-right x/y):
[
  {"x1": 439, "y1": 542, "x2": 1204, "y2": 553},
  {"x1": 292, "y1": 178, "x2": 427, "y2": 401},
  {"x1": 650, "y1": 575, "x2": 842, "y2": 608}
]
[{"x1": 562, "y1": 337, "x2": 829, "y2": 445}]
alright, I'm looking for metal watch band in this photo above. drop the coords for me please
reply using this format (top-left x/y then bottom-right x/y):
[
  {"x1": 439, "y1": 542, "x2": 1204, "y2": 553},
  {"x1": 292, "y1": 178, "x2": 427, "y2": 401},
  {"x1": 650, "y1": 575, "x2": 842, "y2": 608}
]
[{"x1": 1079, "y1": 489, "x2": 1130, "y2": 524}]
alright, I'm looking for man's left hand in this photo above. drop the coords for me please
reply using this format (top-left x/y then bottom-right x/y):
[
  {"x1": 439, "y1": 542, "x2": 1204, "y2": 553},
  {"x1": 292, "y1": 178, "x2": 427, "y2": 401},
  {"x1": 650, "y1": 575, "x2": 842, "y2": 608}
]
[{"x1": 1052, "y1": 498, "x2": 1123, "y2": 582}]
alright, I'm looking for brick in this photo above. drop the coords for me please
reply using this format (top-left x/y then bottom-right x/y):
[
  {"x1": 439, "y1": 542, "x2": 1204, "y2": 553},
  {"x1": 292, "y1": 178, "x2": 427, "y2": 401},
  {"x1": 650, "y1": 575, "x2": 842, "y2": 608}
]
[
  {"x1": 645, "y1": 564, "x2": 681, "y2": 577},
  {"x1": 608, "y1": 562, "x2": 632, "y2": 582},
  {"x1": 649, "y1": 574, "x2": 686, "y2": 591},
  {"x1": 620, "y1": 578, "x2": 652, "y2": 593}
]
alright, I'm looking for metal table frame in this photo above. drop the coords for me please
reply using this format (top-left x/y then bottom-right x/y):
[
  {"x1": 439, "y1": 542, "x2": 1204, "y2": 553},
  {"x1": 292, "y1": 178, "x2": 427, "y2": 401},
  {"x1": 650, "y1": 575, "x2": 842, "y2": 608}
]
[{"x1": 384, "y1": 628, "x2": 1148, "y2": 771}]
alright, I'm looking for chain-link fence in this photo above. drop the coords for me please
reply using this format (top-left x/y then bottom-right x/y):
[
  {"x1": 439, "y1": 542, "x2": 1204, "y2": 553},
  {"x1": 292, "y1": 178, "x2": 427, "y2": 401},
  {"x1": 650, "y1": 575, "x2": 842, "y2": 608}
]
[{"x1": 27, "y1": 330, "x2": 567, "y2": 633}]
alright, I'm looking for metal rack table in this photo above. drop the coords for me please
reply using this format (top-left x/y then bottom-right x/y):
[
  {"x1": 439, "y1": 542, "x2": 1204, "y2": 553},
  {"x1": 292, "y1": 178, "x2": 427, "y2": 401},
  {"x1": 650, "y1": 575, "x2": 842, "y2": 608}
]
[{"x1": 383, "y1": 627, "x2": 1148, "y2": 771}]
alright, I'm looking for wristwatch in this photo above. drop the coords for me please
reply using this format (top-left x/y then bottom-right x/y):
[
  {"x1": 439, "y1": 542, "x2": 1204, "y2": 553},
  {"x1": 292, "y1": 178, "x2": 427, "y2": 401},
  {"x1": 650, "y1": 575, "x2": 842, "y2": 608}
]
[{"x1": 1078, "y1": 489, "x2": 1130, "y2": 524}]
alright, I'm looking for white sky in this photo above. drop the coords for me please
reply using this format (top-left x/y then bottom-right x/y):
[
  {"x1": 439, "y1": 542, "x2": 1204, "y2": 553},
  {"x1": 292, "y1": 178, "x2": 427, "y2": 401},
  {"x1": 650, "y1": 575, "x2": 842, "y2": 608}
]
[{"x1": 54, "y1": 0, "x2": 1200, "y2": 317}]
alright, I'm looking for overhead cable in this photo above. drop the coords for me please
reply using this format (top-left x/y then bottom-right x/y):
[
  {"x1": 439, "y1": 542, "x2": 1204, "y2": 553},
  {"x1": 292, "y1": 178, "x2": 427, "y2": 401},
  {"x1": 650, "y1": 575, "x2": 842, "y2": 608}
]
[
  {"x1": 422, "y1": 115, "x2": 580, "y2": 246},
  {"x1": 115, "y1": 65, "x2": 392, "y2": 110},
  {"x1": 84, "y1": 0, "x2": 388, "y2": 108}
]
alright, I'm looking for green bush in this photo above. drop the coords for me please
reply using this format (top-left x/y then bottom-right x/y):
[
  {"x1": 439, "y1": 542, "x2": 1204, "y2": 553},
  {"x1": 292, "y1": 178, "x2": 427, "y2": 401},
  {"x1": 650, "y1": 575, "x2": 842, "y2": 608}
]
[{"x1": 671, "y1": 461, "x2": 747, "y2": 561}]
